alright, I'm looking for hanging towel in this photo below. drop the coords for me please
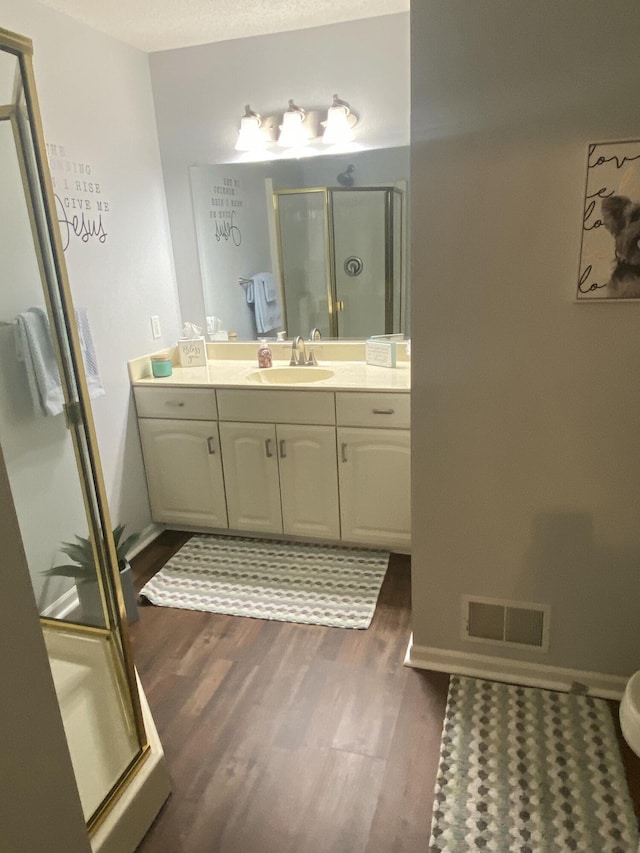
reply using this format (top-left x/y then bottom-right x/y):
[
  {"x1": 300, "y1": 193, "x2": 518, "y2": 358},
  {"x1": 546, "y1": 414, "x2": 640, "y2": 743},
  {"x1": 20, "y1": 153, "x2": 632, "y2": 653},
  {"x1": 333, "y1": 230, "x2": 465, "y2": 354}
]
[
  {"x1": 259, "y1": 272, "x2": 278, "y2": 303},
  {"x1": 15, "y1": 307, "x2": 63, "y2": 416},
  {"x1": 15, "y1": 306, "x2": 105, "y2": 417},
  {"x1": 75, "y1": 306, "x2": 105, "y2": 402},
  {"x1": 249, "y1": 272, "x2": 282, "y2": 334}
]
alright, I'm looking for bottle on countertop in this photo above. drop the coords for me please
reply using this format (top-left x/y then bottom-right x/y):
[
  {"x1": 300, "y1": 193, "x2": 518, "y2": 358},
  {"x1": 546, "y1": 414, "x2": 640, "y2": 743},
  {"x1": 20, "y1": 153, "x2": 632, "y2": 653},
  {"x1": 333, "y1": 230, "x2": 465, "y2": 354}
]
[{"x1": 257, "y1": 338, "x2": 272, "y2": 368}]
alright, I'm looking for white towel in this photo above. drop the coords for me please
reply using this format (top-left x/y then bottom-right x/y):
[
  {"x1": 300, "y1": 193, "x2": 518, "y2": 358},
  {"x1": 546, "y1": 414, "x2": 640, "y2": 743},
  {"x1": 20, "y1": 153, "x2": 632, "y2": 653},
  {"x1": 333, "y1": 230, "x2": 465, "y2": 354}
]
[
  {"x1": 248, "y1": 272, "x2": 282, "y2": 334},
  {"x1": 15, "y1": 307, "x2": 64, "y2": 416},
  {"x1": 75, "y1": 306, "x2": 105, "y2": 402},
  {"x1": 15, "y1": 306, "x2": 105, "y2": 416}
]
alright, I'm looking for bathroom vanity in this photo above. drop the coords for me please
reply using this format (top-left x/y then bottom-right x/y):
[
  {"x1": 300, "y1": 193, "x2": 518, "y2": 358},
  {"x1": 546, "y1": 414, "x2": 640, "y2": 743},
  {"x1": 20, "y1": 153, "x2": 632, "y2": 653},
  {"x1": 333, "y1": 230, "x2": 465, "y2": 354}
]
[{"x1": 129, "y1": 342, "x2": 411, "y2": 552}]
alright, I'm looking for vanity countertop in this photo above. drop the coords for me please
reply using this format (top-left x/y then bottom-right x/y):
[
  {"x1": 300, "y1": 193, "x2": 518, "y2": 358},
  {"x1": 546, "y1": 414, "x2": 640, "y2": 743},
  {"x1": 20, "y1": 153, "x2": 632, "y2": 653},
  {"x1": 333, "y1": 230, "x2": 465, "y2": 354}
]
[{"x1": 130, "y1": 358, "x2": 411, "y2": 392}]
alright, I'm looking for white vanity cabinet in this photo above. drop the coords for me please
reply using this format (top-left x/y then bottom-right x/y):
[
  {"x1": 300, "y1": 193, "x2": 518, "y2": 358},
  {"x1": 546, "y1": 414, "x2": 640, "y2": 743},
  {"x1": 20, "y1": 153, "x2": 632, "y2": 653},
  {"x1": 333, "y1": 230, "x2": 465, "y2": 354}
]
[
  {"x1": 276, "y1": 424, "x2": 340, "y2": 539},
  {"x1": 217, "y1": 422, "x2": 282, "y2": 533},
  {"x1": 135, "y1": 388, "x2": 228, "y2": 529},
  {"x1": 133, "y1": 380, "x2": 410, "y2": 551},
  {"x1": 336, "y1": 393, "x2": 411, "y2": 551},
  {"x1": 216, "y1": 390, "x2": 340, "y2": 540}
]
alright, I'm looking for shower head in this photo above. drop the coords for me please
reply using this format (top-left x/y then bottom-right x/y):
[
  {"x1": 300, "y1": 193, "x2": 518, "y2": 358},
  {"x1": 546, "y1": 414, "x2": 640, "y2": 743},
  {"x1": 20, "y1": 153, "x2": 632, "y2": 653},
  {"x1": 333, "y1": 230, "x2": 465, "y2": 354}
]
[{"x1": 337, "y1": 164, "x2": 355, "y2": 187}]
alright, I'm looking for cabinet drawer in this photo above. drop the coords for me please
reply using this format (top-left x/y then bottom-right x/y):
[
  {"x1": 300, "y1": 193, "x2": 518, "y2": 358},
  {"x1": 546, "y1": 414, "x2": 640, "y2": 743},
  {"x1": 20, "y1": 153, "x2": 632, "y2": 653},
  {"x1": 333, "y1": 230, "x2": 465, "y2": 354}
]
[
  {"x1": 217, "y1": 389, "x2": 335, "y2": 425},
  {"x1": 335, "y1": 392, "x2": 410, "y2": 428},
  {"x1": 134, "y1": 386, "x2": 217, "y2": 420}
]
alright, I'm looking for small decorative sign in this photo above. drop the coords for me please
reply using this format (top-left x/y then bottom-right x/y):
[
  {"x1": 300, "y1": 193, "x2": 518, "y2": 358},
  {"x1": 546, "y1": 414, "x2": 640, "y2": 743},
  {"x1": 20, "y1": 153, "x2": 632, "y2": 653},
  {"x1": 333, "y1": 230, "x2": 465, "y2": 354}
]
[
  {"x1": 577, "y1": 139, "x2": 640, "y2": 300},
  {"x1": 178, "y1": 337, "x2": 207, "y2": 367},
  {"x1": 365, "y1": 338, "x2": 397, "y2": 368}
]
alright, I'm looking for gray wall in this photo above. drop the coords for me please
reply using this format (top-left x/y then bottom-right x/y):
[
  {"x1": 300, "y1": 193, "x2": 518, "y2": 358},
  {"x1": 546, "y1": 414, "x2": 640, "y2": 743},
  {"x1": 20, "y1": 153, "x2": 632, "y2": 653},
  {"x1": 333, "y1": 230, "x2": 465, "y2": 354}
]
[
  {"x1": 411, "y1": 1, "x2": 640, "y2": 677},
  {"x1": 149, "y1": 13, "x2": 410, "y2": 332}
]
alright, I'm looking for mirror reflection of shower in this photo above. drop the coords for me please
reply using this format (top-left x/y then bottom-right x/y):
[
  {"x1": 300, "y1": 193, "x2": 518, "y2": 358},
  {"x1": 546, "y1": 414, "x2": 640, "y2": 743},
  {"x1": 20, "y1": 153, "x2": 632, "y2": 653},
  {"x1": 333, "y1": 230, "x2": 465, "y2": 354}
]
[
  {"x1": 189, "y1": 148, "x2": 409, "y2": 341},
  {"x1": 274, "y1": 185, "x2": 405, "y2": 339},
  {"x1": 337, "y1": 164, "x2": 355, "y2": 186}
]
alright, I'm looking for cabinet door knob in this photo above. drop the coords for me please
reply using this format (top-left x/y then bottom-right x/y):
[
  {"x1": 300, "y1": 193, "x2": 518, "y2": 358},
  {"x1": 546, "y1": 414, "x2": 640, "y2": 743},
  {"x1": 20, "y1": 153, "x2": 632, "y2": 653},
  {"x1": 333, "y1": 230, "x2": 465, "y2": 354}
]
[
  {"x1": 207, "y1": 436, "x2": 216, "y2": 454},
  {"x1": 265, "y1": 438, "x2": 273, "y2": 458},
  {"x1": 341, "y1": 443, "x2": 348, "y2": 463},
  {"x1": 279, "y1": 439, "x2": 287, "y2": 459},
  {"x1": 165, "y1": 400, "x2": 185, "y2": 407},
  {"x1": 372, "y1": 408, "x2": 394, "y2": 415}
]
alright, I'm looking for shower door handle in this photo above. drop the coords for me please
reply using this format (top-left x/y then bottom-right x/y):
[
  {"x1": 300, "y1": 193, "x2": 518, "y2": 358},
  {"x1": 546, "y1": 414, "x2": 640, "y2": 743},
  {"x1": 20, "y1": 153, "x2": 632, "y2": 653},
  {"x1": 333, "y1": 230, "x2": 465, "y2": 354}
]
[{"x1": 335, "y1": 300, "x2": 345, "y2": 312}]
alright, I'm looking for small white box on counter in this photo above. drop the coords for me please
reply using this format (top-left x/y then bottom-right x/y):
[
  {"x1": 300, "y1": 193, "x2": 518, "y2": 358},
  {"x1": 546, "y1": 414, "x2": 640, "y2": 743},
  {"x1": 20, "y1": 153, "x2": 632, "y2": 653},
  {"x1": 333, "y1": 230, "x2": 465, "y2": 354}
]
[
  {"x1": 178, "y1": 337, "x2": 207, "y2": 367},
  {"x1": 366, "y1": 335, "x2": 404, "y2": 368}
]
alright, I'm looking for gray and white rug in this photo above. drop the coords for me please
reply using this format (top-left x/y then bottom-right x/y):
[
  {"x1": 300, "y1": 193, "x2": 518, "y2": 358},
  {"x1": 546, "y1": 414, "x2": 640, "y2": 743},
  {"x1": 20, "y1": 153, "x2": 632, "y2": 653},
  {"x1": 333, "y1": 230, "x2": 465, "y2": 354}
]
[
  {"x1": 430, "y1": 676, "x2": 639, "y2": 853},
  {"x1": 139, "y1": 534, "x2": 389, "y2": 629}
]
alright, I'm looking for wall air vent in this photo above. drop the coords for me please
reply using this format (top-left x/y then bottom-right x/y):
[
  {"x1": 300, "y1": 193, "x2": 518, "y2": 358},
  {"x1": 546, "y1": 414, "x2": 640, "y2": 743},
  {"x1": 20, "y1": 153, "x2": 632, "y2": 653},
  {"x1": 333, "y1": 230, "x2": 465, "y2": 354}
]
[{"x1": 462, "y1": 596, "x2": 550, "y2": 652}]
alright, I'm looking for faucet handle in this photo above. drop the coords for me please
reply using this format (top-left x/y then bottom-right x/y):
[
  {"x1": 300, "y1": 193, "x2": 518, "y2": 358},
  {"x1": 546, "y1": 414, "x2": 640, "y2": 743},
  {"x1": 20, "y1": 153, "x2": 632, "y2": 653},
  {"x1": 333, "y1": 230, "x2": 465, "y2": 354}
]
[{"x1": 307, "y1": 349, "x2": 318, "y2": 366}]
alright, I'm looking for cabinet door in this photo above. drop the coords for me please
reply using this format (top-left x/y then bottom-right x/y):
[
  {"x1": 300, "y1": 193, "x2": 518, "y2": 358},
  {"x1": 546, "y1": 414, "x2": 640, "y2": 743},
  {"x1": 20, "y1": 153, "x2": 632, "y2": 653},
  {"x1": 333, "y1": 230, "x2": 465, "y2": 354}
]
[
  {"x1": 219, "y1": 422, "x2": 282, "y2": 533},
  {"x1": 138, "y1": 419, "x2": 228, "y2": 528},
  {"x1": 337, "y1": 427, "x2": 411, "y2": 550},
  {"x1": 277, "y1": 424, "x2": 340, "y2": 540}
]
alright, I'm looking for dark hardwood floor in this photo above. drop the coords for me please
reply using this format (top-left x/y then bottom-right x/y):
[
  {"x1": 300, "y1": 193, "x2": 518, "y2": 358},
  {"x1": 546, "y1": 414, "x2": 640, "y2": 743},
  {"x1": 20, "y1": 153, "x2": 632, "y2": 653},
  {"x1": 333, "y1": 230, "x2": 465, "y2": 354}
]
[{"x1": 129, "y1": 531, "x2": 640, "y2": 851}]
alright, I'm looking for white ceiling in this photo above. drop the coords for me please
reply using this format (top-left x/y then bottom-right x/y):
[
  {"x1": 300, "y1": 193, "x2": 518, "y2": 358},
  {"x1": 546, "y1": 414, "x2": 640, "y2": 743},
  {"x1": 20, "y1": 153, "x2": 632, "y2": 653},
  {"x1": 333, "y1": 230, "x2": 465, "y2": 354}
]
[{"x1": 36, "y1": 0, "x2": 409, "y2": 53}]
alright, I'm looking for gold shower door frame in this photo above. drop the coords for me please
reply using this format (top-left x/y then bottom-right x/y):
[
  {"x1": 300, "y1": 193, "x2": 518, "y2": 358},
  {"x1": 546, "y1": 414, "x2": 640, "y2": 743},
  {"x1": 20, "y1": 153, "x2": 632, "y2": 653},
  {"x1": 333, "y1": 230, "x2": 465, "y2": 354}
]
[
  {"x1": 273, "y1": 185, "x2": 402, "y2": 338},
  {"x1": 0, "y1": 27, "x2": 149, "y2": 834}
]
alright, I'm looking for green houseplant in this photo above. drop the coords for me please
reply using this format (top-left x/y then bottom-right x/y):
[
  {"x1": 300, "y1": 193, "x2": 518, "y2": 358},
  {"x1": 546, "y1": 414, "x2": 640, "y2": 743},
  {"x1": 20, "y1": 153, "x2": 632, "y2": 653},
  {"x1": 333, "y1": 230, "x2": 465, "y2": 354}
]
[{"x1": 46, "y1": 524, "x2": 140, "y2": 625}]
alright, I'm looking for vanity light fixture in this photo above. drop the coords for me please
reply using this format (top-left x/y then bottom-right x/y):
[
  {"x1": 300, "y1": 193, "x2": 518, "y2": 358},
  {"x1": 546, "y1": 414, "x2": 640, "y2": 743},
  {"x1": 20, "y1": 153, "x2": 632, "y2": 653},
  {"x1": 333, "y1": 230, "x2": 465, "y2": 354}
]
[
  {"x1": 277, "y1": 100, "x2": 310, "y2": 148},
  {"x1": 322, "y1": 94, "x2": 358, "y2": 145},
  {"x1": 235, "y1": 105, "x2": 272, "y2": 151}
]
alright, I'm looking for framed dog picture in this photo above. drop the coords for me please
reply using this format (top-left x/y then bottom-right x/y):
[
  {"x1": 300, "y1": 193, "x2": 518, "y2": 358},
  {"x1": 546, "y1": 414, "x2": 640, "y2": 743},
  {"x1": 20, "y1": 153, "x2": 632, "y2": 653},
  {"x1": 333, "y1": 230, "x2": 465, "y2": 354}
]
[{"x1": 577, "y1": 139, "x2": 640, "y2": 300}]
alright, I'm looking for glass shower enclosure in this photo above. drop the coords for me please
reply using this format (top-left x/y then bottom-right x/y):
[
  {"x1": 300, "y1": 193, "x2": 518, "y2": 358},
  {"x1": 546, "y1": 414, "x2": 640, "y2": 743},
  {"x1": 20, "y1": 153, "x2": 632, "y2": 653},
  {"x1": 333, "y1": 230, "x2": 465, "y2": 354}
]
[
  {"x1": 0, "y1": 27, "x2": 155, "y2": 836},
  {"x1": 274, "y1": 186, "x2": 405, "y2": 339}
]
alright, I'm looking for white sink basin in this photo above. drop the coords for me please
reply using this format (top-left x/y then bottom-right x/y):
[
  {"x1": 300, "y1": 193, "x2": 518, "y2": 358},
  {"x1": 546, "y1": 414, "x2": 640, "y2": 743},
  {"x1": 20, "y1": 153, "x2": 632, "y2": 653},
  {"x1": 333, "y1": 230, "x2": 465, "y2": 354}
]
[{"x1": 247, "y1": 366, "x2": 334, "y2": 385}]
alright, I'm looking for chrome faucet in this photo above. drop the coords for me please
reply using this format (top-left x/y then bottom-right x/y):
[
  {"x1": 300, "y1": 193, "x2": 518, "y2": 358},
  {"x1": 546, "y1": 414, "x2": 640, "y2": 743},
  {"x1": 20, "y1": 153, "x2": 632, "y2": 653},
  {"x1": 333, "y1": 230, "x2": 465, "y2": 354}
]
[
  {"x1": 307, "y1": 329, "x2": 322, "y2": 365},
  {"x1": 289, "y1": 335, "x2": 307, "y2": 366}
]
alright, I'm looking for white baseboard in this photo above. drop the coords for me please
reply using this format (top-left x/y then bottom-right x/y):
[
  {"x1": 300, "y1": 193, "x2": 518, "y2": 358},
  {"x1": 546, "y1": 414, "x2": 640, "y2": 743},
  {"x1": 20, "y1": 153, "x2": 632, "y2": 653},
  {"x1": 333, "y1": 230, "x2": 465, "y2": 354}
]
[
  {"x1": 128, "y1": 522, "x2": 164, "y2": 559},
  {"x1": 41, "y1": 586, "x2": 79, "y2": 620},
  {"x1": 404, "y1": 635, "x2": 628, "y2": 701}
]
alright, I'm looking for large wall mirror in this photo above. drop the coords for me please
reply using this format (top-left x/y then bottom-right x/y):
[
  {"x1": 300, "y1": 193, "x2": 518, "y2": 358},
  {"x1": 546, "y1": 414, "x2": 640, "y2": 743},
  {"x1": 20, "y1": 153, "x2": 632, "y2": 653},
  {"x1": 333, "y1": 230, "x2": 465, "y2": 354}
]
[{"x1": 190, "y1": 146, "x2": 409, "y2": 341}]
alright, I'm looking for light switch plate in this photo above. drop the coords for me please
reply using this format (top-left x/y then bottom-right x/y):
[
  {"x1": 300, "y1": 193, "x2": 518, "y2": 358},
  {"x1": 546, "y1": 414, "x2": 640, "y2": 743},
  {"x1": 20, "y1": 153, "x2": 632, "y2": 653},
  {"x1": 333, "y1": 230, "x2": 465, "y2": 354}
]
[{"x1": 150, "y1": 315, "x2": 161, "y2": 339}]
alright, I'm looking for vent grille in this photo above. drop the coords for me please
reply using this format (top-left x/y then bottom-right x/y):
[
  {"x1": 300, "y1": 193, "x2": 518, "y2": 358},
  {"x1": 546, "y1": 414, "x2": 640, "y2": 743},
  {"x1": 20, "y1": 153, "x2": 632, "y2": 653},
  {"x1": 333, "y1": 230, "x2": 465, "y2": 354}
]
[{"x1": 463, "y1": 597, "x2": 549, "y2": 651}]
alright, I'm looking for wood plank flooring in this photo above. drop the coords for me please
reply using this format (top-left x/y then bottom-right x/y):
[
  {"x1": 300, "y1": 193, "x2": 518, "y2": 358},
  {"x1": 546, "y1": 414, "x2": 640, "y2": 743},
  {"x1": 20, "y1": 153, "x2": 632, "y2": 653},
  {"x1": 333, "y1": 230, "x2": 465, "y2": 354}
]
[{"x1": 129, "y1": 531, "x2": 640, "y2": 851}]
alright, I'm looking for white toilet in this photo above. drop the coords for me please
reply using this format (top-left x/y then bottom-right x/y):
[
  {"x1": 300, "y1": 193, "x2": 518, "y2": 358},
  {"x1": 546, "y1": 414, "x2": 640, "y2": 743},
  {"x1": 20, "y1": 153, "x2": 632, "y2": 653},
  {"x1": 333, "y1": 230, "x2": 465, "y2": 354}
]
[{"x1": 620, "y1": 670, "x2": 640, "y2": 758}]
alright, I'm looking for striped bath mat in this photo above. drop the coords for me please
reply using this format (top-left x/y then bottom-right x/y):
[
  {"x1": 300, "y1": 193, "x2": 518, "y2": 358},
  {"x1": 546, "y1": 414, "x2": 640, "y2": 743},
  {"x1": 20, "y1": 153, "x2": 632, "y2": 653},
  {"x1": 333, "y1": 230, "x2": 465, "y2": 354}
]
[{"x1": 140, "y1": 534, "x2": 389, "y2": 629}]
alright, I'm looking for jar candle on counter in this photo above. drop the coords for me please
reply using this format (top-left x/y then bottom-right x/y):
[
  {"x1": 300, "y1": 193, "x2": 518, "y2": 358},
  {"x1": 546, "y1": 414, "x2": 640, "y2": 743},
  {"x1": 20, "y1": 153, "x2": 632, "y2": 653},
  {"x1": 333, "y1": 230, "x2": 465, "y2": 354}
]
[{"x1": 151, "y1": 353, "x2": 173, "y2": 378}]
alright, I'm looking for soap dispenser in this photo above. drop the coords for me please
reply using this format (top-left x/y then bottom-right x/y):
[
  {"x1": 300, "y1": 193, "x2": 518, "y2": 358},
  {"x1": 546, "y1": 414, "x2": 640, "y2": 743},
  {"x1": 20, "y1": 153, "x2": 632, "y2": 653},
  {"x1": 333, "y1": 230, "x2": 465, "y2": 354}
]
[{"x1": 257, "y1": 338, "x2": 272, "y2": 368}]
